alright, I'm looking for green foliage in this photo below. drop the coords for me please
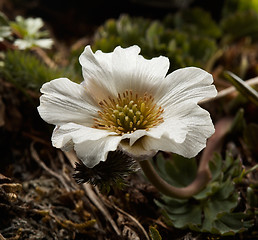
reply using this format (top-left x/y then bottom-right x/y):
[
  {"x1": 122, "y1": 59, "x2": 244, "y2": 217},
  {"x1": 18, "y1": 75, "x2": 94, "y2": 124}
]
[
  {"x1": 93, "y1": 6, "x2": 258, "y2": 74},
  {"x1": 243, "y1": 123, "x2": 258, "y2": 156},
  {"x1": 93, "y1": 16, "x2": 150, "y2": 52},
  {"x1": 0, "y1": 50, "x2": 80, "y2": 91},
  {"x1": 92, "y1": 11, "x2": 219, "y2": 72},
  {"x1": 224, "y1": 71, "x2": 258, "y2": 106},
  {"x1": 222, "y1": 0, "x2": 258, "y2": 17},
  {"x1": 221, "y1": 10, "x2": 258, "y2": 42},
  {"x1": 154, "y1": 152, "x2": 254, "y2": 235},
  {"x1": 164, "y1": 8, "x2": 221, "y2": 39},
  {"x1": 247, "y1": 186, "x2": 258, "y2": 209},
  {"x1": 238, "y1": 0, "x2": 258, "y2": 13},
  {"x1": 0, "y1": 12, "x2": 12, "y2": 41},
  {"x1": 149, "y1": 226, "x2": 162, "y2": 240},
  {"x1": 230, "y1": 108, "x2": 246, "y2": 135}
]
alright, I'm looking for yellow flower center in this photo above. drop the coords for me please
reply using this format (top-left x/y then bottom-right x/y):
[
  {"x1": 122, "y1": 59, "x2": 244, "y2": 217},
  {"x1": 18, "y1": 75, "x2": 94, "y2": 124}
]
[{"x1": 93, "y1": 90, "x2": 164, "y2": 135}]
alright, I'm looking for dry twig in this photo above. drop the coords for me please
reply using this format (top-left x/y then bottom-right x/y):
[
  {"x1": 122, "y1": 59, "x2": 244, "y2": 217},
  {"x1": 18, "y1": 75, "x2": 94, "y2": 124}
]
[
  {"x1": 104, "y1": 197, "x2": 150, "y2": 240},
  {"x1": 30, "y1": 142, "x2": 71, "y2": 191},
  {"x1": 64, "y1": 151, "x2": 121, "y2": 237},
  {"x1": 199, "y1": 76, "x2": 258, "y2": 105}
]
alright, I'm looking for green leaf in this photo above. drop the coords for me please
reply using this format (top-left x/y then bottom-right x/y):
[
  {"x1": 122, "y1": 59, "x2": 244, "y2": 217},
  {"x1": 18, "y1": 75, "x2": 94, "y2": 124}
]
[
  {"x1": 170, "y1": 8, "x2": 221, "y2": 38},
  {"x1": 157, "y1": 199, "x2": 202, "y2": 229},
  {"x1": 243, "y1": 123, "x2": 258, "y2": 155},
  {"x1": 0, "y1": 11, "x2": 9, "y2": 26},
  {"x1": 230, "y1": 108, "x2": 246, "y2": 135},
  {"x1": 203, "y1": 192, "x2": 238, "y2": 230},
  {"x1": 209, "y1": 153, "x2": 223, "y2": 181},
  {"x1": 211, "y1": 213, "x2": 254, "y2": 235},
  {"x1": 0, "y1": 11, "x2": 12, "y2": 41},
  {"x1": 155, "y1": 152, "x2": 253, "y2": 235},
  {"x1": 154, "y1": 153, "x2": 197, "y2": 188},
  {"x1": 247, "y1": 187, "x2": 258, "y2": 208},
  {"x1": 193, "y1": 181, "x2": 220, "y2": 200},
  {"x1": 146, "y1": 21, "x2": 164, "y2": 48},
  {"x1": 188, "y1": 37, "x2": 217, "y2": 63},
  {"x1": 224, "y1": 71, "x2": 258, "y2": 106},
  {"x1": 92, "y1": 13, "x2": 219, "y2": 72},
  {"x1": 149, "y1": 226, "x2": 162, "y2": 240},
  {"x1": 223, "y1": 153, "x2": 243, "y2": 180}
]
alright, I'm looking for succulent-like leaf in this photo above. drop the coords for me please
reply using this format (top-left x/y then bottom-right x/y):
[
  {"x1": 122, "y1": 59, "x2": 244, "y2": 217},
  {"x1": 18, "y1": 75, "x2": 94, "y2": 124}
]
[
  {"x1": 155, "y1": 152, "x2": 254, "y2": 235},
  {"x1": 247, "y1": 187, "x2": 258, "y2": 208},
  {"x1": 154, "y1": 154, "x2": 197, "y2": 188},
  {"x1": 168, "y1": 8, "x2": 221, "y2": 38},
  {"x1": 92, "y1": 13, "x2": 218, "y2": 72}
]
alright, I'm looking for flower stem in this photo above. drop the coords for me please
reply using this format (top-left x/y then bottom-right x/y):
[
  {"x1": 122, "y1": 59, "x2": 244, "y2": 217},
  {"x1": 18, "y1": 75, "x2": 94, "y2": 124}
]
[
  {"x1": 139, "y1": 118, "x2": 233, "y2": 199},
  {"x1": 139, "y1": 159, "x2": 211, "y2": 199}
]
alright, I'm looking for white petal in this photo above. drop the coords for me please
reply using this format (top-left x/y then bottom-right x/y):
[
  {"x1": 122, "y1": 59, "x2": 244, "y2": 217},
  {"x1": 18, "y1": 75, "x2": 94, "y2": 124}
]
[
  {"x1": 14, "y1": 39, "x2": 32, "y2": 49},
  {"x1": 112, "y1": 47, "x2": 169, "y2": 95},
  {"x1": 52, "y1": 126, "x2": 74, "y2": 151},
  {"x1": 148, "y1": 67, "x2": 217, "y2": 144},
  {"x1": 79, "y1": 45, "x2": 117, "y2": 101},
  {"x1": 35, "y1": 39, "x2": 54, "y2": 49},
  {"x1": 51, "y1": 123, "x2": 121, "y2": 167},
  {"x1": 75, "y1": 136, "x2": 122, "y2": 168},
  {"x1": 119, "y1": 138, "x2": 156, "y2": 160},
  {"x1": 121, "y1": 129, "x2": 148, "y2": 146},
  {"x1": 52, "y1": 123, "x2": 113, "y2": 148},
  {"x1": 157, "y1": 67, "x2": 217, "y2": 108},
  {"x1": 128, "y1": 105, "x2": 193, "y2": 145},
  {"x1": 143, "y1": 104, "x2": 215, "y2": 158},
  {"x1": 26, "y1": 17, "x2": 44, "y2": 34},
  {"x1": 38, "y1": 78, "x2": 99, "y2": 126},
  {"x1": 79, "y1": 45, "x2": 169, "y2": 101},
  {"x1": 146, "y1": 118, "x2": 187, "y2": 144}
]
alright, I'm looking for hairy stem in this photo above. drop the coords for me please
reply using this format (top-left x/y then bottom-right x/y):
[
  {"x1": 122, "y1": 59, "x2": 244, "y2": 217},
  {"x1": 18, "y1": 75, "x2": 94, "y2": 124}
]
[{"x1": 139, "y1": 118, "x2": 233, "y2": 199}]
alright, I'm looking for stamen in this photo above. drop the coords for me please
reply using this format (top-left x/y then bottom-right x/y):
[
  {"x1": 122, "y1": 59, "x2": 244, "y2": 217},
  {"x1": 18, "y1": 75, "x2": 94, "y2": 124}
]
[{"x1": 94, "y1": 90, "x2": 164, "y2": 135}]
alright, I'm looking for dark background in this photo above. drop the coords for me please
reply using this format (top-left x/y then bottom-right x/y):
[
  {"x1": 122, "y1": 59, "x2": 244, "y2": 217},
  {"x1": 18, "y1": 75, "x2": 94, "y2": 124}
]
[{"x1": 1, "y1": 0, "x2": 224, "y2": 42}]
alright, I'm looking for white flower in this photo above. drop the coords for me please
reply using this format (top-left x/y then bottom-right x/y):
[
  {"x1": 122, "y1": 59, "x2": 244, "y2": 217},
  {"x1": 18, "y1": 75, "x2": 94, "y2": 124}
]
[
  {"x1": 16, "y1": 16, "x2": 44, "y2": 36},
  {"x1": 14, "y1": 38, "x2": 53, "y2": 50},
  {"x1": 11, "y1": 16, "x2": 53, "y2": 50},
  {"x1": 38, "y1": 45, "x2": 217, "y2": 168}
]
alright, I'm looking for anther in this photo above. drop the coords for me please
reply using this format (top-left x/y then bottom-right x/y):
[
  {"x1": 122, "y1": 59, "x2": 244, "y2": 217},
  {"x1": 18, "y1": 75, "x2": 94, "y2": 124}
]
[
  {"x1": 94, "y1": 90, "x2": 164, "y2": 135},
  {"x1": 140, "y1": 102, "x2": 146, "y2": 113}
]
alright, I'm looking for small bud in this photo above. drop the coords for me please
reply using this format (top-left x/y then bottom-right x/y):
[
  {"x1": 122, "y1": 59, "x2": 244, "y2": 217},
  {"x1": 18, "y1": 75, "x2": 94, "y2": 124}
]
[{"x1": 73, "y1": 151, "x2": 139, "y2": 193}]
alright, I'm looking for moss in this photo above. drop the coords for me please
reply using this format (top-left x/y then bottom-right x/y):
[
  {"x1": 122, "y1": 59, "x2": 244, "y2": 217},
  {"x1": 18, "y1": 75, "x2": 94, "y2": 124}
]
[{"x1": 0, "y1": 50, "x2": 80, "y2": 91}]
